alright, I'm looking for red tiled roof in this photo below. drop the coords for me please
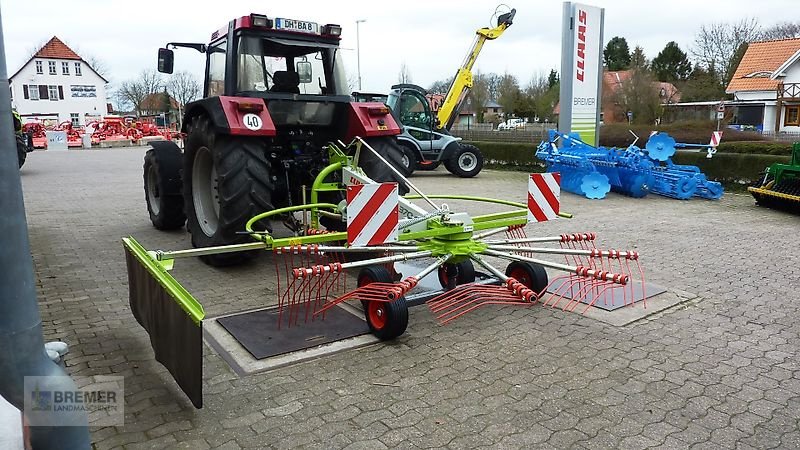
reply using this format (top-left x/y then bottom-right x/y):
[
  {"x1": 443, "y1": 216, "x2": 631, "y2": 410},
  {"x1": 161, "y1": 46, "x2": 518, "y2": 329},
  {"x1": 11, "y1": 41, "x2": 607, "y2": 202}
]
[
  {"x1": 34, "y1": 36, "x2": 81, "y2": 60},
  {"x1": 726, "y1": 38, "x2": 800, "y2": 93}
]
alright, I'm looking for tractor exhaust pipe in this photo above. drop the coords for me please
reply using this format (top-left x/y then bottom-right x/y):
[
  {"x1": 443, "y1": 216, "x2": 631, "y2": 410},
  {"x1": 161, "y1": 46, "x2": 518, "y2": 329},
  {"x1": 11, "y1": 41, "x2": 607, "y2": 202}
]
[{"x1": 0, "y1": 7, "x2": 91, "y2": 448}]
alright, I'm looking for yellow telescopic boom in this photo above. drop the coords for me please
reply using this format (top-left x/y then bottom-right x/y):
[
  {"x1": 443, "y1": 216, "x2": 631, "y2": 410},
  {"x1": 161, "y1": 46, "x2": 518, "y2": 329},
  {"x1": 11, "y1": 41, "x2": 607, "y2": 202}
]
[{"x1": 437, "y1": 8, "x2": 516, "y2": 130}]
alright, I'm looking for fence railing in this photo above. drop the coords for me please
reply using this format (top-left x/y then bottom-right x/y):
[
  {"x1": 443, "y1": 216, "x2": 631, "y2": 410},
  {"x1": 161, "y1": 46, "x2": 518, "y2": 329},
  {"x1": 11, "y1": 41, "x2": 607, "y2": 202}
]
[
  {"x1": 759, "y1": 131, "x2": 800, "y2": 142},
  {"x1": 451, "y1": 123, "x2": 557, "y2": 143}
]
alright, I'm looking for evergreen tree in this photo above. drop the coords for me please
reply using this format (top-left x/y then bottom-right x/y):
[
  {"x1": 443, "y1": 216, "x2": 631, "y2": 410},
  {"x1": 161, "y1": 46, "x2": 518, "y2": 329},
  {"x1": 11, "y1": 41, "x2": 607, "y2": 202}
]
[
  {"x1": 603, "y1": 36, "x2": 631, "y2": 70},
  {"x1": 651, "y1": 42, "x2": 692, "y2": 82}
]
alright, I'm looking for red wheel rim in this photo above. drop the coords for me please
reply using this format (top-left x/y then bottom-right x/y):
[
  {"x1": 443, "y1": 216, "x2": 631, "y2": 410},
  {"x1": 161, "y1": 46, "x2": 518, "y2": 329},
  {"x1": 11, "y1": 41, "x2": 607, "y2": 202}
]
[
  {"x1": 438, "y1": 266, "x2": 449, "y2": 285},
  {"x1": 509, "y1": 267, "x2": 532, "y2": 289},
  {"x1": 367, "y1": 301, "x2": 387, "y2": 330}
]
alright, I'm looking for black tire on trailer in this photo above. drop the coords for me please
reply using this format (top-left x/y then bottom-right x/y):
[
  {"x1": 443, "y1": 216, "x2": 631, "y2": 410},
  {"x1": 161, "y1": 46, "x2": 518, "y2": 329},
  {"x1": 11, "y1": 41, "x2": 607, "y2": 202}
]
[
  {"x1": 361, "y1": 137, "x2": 411, "y2": 194},
  {"x1": 437, "y1": 260, "x2": 476, "y2": 290},
  {"x1": 183, "y1": 115, "x2": 275, "y2": 267},
  {"x1": 397, "y1": 142, "x2": 417, "y2": 176},
  {"x1": 505, "y1": 261, "x2": 549, "y2": 294},
  {"x1": 16, "y1": 134, "x2": 27, "y2": 168},
  {"x1": 445, "y1": 143, "x2": 484, "y2": 178},
  {"x1": 143, "y1": 141, "x2": 186, "y2": 230}
]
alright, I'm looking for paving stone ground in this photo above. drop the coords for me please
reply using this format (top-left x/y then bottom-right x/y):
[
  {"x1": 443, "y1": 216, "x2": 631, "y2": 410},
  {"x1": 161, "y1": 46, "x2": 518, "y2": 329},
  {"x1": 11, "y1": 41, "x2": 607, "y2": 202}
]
[{"x1": 19, "y1": 147, "x2": 800, "y2": 449}]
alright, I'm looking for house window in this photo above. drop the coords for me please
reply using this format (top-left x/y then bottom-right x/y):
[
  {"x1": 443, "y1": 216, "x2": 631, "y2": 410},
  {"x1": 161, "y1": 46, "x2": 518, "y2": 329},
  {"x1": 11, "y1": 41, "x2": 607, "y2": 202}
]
[
  {"x1": 70, "y1": 113, "x2": 80, "y2": 127},
  {"x1": 75, "y1": 62, "x2": 82, "y2": 76},
  {"x1": 28, "y1": 85, "x2": 39, "y2": 100},
  {"x1": 48, "y1": 85, "x2": 59, "y2": 101},
  {"x1": 48, "y1": 61, "x2": 57, "y2": 75},
  {"x1": 35, "y1": 60, "x2": 43, "y2": 74},
  {"x1": 62, "y1": 62, "x2": 69, "y2": 75},
  {"x1": 786, "y1": 106, "x2": 800, "y2": 127}
]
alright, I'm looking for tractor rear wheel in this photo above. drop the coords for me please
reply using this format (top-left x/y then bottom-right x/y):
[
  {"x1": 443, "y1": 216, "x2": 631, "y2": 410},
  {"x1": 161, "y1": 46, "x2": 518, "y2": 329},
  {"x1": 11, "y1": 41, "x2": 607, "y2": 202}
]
[
  {"x1": 183, "y1": 116, "x2": 274, "y2": 266},
  {"x1": 360, "y1": 137, "x2": 411, "y2": 193},
  {"x1": 445, "y1": 143, "x2": 484, "y2": 178},
  {"x1": 143, "y1": 142, "x2": 186, "y2": 230}
]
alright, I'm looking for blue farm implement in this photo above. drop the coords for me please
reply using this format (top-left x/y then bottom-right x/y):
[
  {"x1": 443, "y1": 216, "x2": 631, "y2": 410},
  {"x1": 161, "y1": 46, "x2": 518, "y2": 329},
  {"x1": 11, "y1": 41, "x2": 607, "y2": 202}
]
[{"x1": 536, "y1": 131, "x2": 723, "y2": 201}]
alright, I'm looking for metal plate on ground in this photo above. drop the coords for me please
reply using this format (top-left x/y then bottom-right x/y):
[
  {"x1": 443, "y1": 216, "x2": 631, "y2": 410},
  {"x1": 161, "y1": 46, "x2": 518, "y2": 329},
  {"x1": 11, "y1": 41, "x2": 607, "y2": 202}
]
[
  {"x1": 217, "y1": 305, "x2": 369, "y2": 360},
  {"x1": 545, "y1": 279, "x2": 666, "y2": 311},
  {"x1": 394, "y1": 261, "x2": 497, "y2": 306}
]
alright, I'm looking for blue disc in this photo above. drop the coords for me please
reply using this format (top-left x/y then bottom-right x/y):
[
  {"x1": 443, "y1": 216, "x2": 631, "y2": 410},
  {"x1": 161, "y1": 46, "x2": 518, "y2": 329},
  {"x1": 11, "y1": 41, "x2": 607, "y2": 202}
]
[
  {"x1": 580, "y1": 172, "x2": 611, "y2": 199},
  {"x1": 646, "y1": 133, "x2": 677, "y2": 161}
]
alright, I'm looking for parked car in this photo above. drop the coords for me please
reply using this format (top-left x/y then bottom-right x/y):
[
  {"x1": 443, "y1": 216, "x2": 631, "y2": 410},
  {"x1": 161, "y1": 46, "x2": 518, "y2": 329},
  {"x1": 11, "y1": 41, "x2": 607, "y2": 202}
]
[{"x1": 497, "y1": 118, "x2": 526, "y2": 130}]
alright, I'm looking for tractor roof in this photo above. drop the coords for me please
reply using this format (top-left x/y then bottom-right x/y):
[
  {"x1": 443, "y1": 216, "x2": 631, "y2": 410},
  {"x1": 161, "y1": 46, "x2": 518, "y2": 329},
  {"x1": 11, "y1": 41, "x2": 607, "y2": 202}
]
[{"x1": 210, "y1": 14, "x2": 342, "y2": 45}]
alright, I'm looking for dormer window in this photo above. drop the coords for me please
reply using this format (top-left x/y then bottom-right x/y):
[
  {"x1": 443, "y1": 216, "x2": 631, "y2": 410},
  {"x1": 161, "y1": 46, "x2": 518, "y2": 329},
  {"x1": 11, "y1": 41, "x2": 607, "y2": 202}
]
[{"x1": 743, "y1": 71, "x2": 772, "y2": 78}]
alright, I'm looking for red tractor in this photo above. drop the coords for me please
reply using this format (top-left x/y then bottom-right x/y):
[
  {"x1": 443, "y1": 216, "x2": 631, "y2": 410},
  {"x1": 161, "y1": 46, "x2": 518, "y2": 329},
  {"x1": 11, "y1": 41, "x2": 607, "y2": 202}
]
[{"x1": 144, "y1": 13, "x2": 407, "y2": 265}]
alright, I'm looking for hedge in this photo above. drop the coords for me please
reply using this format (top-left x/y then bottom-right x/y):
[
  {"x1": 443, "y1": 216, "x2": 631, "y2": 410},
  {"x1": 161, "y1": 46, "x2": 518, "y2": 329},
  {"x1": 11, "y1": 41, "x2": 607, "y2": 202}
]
[
  {"x1": 599, "y1": 121, "x2": 767, "y2": 147},
  {"x1": 466, "y1": 141, "x2": 791, "y2": 185}
]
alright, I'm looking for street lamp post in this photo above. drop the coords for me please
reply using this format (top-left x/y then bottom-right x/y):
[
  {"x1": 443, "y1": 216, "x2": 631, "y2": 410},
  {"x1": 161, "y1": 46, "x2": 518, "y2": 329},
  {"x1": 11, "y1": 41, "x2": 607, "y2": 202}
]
[{"x1": 356, "y1": 19, "x2": 366, "y2": 91}]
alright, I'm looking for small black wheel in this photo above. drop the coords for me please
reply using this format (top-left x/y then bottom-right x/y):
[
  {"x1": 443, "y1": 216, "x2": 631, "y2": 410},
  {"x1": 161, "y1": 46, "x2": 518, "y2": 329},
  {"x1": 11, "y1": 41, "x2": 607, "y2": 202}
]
[
  {"x1": 505, "y1": 261, "x2": 548, "y2": 294},
  {"x1": 357, "y1": 266, "x2": 407, "y2": 340},
  {"x1": 437, "y1": 260, "x2": 476, "y2": 290},
  {"x1": 365, "y1": 296, "x2": 408, "y2": 341},
  {"x1": 445, "y1": 144, "x2": 484, "y2": 178},
  {"x1": 143, "y1": 142, "x2": 186, "y2": 230},
  {"x1": 398, "y1": 143, "x2": 417, "y2": 176}
]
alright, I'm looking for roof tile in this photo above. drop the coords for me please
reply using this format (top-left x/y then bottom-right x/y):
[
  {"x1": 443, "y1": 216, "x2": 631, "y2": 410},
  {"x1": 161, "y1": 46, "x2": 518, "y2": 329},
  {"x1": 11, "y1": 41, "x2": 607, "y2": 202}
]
[
  {"x1": 726, "y1": 38, "x2": 800, "y2": 93},
  {"x1": 34, "y1": 36, "x2": 81, "y2": 60}
]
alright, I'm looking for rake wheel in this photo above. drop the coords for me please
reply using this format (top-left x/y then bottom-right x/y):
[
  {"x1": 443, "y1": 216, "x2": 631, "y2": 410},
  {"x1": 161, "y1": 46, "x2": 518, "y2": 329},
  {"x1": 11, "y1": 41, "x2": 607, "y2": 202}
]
[
  {"x1": 437, "y1": 260, "x2": 476, "y2": 290},
  {"x1": 365, "y1": 296, "x2": 408, "y2": 340},
  {"x1": 505, "y1": 261, "x2": 548, "y2": 294}
]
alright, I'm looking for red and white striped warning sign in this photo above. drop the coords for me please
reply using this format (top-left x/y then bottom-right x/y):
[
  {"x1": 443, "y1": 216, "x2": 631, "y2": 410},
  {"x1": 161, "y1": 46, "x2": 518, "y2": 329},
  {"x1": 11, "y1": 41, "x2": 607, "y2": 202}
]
[
  {"x1": 346, "y1": 182, "x2": 399, "y2": 247},
  {"x1": 528, "y1": 173, "x2": 561, "y2": 223},
  {"x1": 709, "y1": 131, "x2": 723, "y2": 147}
]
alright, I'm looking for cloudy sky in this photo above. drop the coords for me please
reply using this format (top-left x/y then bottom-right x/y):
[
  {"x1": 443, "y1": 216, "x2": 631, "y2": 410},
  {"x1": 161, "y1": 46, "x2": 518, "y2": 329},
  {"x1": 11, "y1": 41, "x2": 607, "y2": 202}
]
[{"x1": 1, "y1": 0, "x2": 795, "y2": 96}]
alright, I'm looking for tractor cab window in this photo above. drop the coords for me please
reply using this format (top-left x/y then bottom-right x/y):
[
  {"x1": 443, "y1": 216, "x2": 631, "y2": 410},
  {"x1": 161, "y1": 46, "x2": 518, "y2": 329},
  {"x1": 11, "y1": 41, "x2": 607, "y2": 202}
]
[
  {"x1": 237, "y1": 36, "x2": 337, "y2": 95},
  {"x1": 207, "y1": 40, "x2": 227, "y2": 97},
  {"x1": 398, "y1": 90, "x2": 432, "y2": 131}
]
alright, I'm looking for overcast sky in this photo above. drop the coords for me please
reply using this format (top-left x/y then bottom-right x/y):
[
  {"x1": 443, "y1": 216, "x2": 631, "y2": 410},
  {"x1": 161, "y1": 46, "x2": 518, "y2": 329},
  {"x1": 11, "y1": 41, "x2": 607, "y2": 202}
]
[{"x1": 1, "y1": 0, "x2": 795, "y2": 96}]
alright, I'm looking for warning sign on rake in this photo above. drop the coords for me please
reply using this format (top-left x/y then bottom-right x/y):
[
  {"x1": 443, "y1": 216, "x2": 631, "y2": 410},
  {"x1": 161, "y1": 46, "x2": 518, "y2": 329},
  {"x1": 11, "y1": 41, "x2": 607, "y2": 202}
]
[
  {"x1": 346, "y1": 182, "x2": 399, "y2": 247},
  {"x1": 528, "y1": 173, "x2": 561, "y2": 223}
]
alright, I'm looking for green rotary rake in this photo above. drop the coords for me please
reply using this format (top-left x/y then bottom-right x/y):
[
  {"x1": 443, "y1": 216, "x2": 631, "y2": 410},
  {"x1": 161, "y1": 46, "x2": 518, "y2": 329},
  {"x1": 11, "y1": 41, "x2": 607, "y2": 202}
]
[
  {"x1": 126, "y1": 137, "x2": 649, "y2": 337},
  {"x1": 123, "y1": 137, "x2": 649, "y2": 407}
]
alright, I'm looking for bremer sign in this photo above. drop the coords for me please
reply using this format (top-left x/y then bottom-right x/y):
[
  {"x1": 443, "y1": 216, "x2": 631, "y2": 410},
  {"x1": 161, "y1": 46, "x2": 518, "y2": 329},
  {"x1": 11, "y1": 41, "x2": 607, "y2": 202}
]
[{"x1": 559, "y1": 2, "x2": 604, "y2": 146}]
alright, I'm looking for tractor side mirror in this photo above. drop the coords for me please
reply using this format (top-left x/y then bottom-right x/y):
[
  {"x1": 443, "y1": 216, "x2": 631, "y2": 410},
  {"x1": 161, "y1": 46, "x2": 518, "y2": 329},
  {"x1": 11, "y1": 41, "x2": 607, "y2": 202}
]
[
  {"x1": 158, "y1": 48, "x2": 174, "y2": 74},
  {"x1": 296, "y1": 60, "x2": 312, "y2": 83}
]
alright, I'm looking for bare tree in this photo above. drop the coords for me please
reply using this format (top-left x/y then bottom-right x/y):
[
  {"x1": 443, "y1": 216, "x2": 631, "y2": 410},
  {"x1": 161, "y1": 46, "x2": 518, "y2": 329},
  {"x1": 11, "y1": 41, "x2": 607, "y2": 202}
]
[
  {"x1": 83, "y1": 54, "x2": 111, "y2": 80},
  {"x1": 691, "y1": 18, "x2": 762, "y2": 85},
  {"x1": 398, "y1": 62, "x2": 412, "y2": 84},
  {"x1": 167, "y1": 71, "x2": 201, "y2": 127},
  {"x1": 428, "y1": 77, "x2": 454, "y2": 95},
  {"x1": 468, "y1": 71, "x2": 489, "y2": 122},
  {"x1": 496, "y1": 72, "x2": 521, "y2": 117},
  {"x1": 115, "y1": 70, "x2": 163, "y2": 116},
  {"x1": 761, "y1": 22, "x2": 800, "y2": 40}
]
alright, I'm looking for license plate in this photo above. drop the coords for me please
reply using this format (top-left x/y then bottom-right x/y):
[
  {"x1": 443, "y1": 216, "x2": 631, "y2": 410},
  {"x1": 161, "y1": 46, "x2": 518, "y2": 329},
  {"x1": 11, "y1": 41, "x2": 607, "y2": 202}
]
[{"x1": 275, "y1": 18, "x2": 319, "y2": 34}]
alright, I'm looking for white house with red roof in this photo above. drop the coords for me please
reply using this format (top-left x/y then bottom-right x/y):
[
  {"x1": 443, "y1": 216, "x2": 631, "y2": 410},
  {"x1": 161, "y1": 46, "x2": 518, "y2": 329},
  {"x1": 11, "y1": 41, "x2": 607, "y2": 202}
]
[
  {"x1": 9, "y1": 36, "x2": 109, "y2": 126},
  {"x1": 726, "y1": 37, "x2": 800, "y2": 134}
]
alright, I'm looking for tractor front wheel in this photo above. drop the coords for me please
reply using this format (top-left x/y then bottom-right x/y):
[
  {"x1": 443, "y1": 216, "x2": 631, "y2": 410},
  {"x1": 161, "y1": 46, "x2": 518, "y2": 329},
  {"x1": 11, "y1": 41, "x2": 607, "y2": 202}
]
[
  {"x1": 398, "y1": 143, "x2": 417, "y2": 176},
  {"x1": 143, "y1": 142, "x2": 186, "y2": 230},
  {"x1": 183, "y1": 116, "x2": 274, "y2": 266},
  {"x1": 445, "y1": 144, "x2": 484, "y2": 178}
]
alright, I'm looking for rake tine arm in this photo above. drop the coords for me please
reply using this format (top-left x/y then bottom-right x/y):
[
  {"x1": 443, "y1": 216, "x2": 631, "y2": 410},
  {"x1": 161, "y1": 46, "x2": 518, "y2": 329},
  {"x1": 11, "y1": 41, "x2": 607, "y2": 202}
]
[
  {"x1": 291, "y1": 251, "x2": 433, "y2": 279},
  {"x1": 481, "y1": 232, "x2": 597, "y2": 246},
  {"x1": 481, "y1": 249, "x2": 629, "y2": 285}
]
